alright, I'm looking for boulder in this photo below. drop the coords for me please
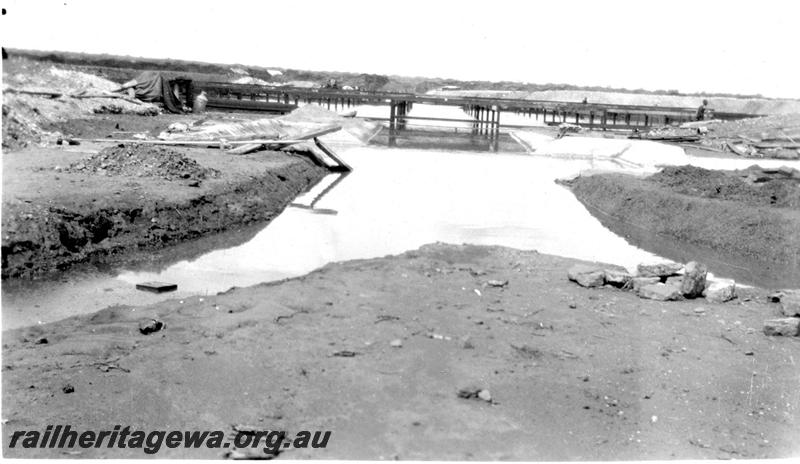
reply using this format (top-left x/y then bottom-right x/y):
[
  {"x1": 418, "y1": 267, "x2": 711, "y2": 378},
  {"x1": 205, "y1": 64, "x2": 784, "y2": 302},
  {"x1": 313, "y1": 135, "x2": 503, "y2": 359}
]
[
  {"x1": 779, "y1": 291, "x2": 800, "y2": 317},
  {"x1": 632, "y1": 276, "x2": 660, "y2": 292},
  {"x1": 705, "y1": 279, "x2": 736, "y2": 303},
  {"x1": 636, "y1": 262, "x2": 683, "y2": 278},
  {"x1": 567, "y1": 265, "x2": 605, "y2": 288},
  {"x1": 638, "y1": 283, "x2": 684, "y2": 301},
  {"x1": 680, "y1": 261, "x2": 707, "y2": 298},
  {"x1": 763, "y1": 318, "x2": 800, "y2": 336},
  {"x1": 604, "y1": 269, "x2": 633, "y2": 288}
]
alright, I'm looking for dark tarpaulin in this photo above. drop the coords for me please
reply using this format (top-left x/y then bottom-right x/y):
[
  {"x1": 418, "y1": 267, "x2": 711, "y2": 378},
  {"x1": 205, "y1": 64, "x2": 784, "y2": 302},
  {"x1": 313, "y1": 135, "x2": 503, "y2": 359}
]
[{"x1": 132, "y1": 71, "x2": 185, "y2": 113}]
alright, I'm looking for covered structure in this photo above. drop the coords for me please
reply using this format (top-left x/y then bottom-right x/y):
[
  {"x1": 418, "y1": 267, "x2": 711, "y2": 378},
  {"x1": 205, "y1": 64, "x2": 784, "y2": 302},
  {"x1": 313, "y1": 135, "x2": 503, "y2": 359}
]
[{"x1": 120, "y1": 71, "x2": 191, "y2": 113}]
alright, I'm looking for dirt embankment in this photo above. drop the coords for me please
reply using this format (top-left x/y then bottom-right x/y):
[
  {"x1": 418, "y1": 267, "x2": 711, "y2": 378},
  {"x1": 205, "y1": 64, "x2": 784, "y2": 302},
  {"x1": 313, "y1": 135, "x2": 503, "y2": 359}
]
[
  {"x1": 3, "y1": 243, "x2": 798, "y2": 459},
  {"x1": 1, "y1": 143, "x2": 327, "y2": 278},
  {"x1": 2, "y1": 57, "x2": 160, "y2": 151},
  {"x1": 563, "y1": 166, "x2": 800, "y2": 283}
]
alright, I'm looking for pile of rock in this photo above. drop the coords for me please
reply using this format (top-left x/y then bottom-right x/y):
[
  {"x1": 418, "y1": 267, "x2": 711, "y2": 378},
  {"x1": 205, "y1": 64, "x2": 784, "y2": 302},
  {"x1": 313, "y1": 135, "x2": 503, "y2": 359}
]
[
  {"x1": 764, "y1": 291, "x2": 800, "y2": 337},
  {"x1": 567, "y1": 260, "x2": 737, "y2": 304}
]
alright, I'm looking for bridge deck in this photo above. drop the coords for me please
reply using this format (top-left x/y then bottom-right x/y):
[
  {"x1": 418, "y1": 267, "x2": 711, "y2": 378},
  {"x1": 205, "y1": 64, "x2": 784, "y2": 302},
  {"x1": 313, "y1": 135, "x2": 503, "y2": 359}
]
[{"x1": 195, "y1": 82, "x2": 757, "y2": 122}]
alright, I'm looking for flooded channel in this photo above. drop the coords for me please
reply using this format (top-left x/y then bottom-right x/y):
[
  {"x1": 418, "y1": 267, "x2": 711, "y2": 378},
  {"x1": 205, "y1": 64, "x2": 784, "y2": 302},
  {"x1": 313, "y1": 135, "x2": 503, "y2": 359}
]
[{"x1": 4, "y1": 105, "x2": 799, "y2": 329}]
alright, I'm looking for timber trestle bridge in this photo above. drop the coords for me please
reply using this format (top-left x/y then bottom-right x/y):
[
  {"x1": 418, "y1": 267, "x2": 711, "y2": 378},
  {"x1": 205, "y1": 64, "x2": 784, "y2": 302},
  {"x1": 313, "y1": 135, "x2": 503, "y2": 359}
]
[{"x1": 192, "y1": 82, "x2": 758, "y2": 151}]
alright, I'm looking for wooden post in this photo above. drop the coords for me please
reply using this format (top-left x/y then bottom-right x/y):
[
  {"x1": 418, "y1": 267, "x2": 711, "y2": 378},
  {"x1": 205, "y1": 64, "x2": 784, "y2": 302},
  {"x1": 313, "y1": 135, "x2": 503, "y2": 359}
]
[
  {"x1": 601, "y1": 110, "x2": 608, "y2": 131},
  {"x1": 492, "y1": 108, "x2": 501, "y2": 152},
  {"x1": 644, "y1": 114, "x2": 649, "y2": 126},
  {"x1": 388, "y1": 102, "x2": 397, "y2": 147}
]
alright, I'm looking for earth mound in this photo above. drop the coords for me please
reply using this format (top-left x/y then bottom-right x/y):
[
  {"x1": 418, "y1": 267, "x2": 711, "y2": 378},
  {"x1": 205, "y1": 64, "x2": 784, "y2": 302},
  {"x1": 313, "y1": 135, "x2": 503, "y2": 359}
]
[
  {"x1": 67, "y1": 144, "x2": 221, "y2": 181},
  {"x1": 649, "y1": 165, "x2": 800, "y2": 208}
]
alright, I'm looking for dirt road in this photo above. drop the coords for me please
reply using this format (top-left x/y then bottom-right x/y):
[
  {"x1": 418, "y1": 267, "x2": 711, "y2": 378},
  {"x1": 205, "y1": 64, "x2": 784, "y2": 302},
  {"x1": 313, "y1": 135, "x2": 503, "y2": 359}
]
[{"x1": 3, "y1": 243, "x2": 798, "y2": 459}]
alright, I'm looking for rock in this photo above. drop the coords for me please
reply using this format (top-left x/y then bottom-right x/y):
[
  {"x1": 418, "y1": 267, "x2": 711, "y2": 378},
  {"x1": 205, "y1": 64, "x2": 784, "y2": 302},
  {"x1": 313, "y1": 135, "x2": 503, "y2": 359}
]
[
  {"x1": 665, "y1": 275, "x2": 683, "y2": 287},
  {"x1": 680, "y1": 261, "x2": 707, "y2": 298},
  {"x1": 457, "y1": 386, "x2": 481, "y2": 399},
  {"x1": 567, "y1": 265, "x2": 605, "y2": 288},
  {"x1": 693, "y1": 307, "x2": 707, "y2": 314},
  {"x1": 138, "y1": 318, "x2": 164, "y2": 335},
  {"x1": 705, "y1": 279, "x2": 736, "y2": 303},
  {"x1": 763, "y1": 318, "x2": 800, "y2": 336},
  {"x1": 62, "y1": 384, "x2": 75, "y2": 394},
  {"x1": 768, "y1": 291, "x2": 785, "y2": 303},
  {"x1": 603, "y1": 269, "x2": 633, "y2": 288},
  {"x1": 458, "y1": 386, "x2": 492, "y2": 402},
  {"x1": 389, "y1": 339, "x2": 403, "y2": 348},
  {"x1": 636, "y1": 262, "x2": 683, "y2": 278},
  {"x1": 35, "y1": 337, "x2": 48, "y2": 344},
  {"x1": 637, "y1": 283, "x2": 684, "y2": 301},
  {"x1": 486, "y1": 279, "x2": 508, "y2": 288},
  {"x1": 461, "y1": 336, "x2": 475, "y2": 349},
  {"x1": 632, "y1": 276, "x2": 660, "y2": 292},
  {"x1": 779, "y1": 291, "x2": 800, "y2": 317},
  {"x1": 167, "y1": 122, "x2": 189, "y2": 133}
]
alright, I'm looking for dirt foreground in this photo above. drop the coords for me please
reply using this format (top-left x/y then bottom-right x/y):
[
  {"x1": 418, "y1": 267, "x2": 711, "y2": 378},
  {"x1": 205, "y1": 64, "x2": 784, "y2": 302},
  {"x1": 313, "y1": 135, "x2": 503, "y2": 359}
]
[{"x1": 3, "y1": 243, "x2": 798, "y2": 459}]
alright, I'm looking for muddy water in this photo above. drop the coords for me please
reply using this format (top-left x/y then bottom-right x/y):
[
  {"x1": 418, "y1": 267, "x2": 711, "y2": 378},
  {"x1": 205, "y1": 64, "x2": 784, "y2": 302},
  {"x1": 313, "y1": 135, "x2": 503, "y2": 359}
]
[{"x1": 4, "y1": 105, "x2": 799, "y2": 329}]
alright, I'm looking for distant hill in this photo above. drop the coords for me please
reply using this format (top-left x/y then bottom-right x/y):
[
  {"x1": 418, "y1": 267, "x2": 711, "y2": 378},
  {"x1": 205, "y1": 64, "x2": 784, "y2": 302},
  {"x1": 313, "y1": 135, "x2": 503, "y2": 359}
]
[{"x1": 4, "y1": 48, "x2": 783, "y2": 100}]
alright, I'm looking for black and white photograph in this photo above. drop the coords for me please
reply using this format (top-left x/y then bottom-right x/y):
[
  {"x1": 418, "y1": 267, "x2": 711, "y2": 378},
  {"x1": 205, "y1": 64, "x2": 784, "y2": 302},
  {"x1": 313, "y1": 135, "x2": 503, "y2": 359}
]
[{"x1": 1, "y1": 0, "x2": 799, "y2": 459}]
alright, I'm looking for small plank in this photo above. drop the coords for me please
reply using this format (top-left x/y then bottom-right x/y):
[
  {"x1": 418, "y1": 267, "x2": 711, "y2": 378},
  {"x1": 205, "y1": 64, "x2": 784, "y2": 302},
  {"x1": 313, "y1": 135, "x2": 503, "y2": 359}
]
[
  {"x1": 227, "y1": 143, "x2": 264, "y2": 155},
  {"x1": 135, "y1": 282, "x2": 178, "y2": 293}
]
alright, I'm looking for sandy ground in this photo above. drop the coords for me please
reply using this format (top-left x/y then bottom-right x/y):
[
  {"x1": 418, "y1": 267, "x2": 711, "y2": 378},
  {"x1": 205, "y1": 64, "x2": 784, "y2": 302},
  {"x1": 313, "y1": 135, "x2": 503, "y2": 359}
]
[{"x1": 2, "y1": 243, "x2": 798, "y2": 459}]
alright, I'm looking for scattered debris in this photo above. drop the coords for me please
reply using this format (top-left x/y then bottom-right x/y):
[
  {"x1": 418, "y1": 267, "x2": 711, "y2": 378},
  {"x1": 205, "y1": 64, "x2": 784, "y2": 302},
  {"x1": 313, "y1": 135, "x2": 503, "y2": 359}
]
[
  {"x1": 461, "y1": 336, "x2": 475, "y2": 349},
  {"x1": 457, "y1": 386, "x2": 493, "y2": 403},
  {"x1": 138, "y1": 319, "x2": 165, "y2": 335},
  {"x1": 426, "y1": 333, "x2": 452, "y2": 341},
  {"x1": 763, "y1": 318, "x2": 800, "y2": 336},
  {"x1": 636, "y1": 262, "x2": 683, "y2": 278},
  {"x1": 567, "y1": 264, "x2": 606, "y2": 288},
  {"x1": 556, "y1": 123, "x2": 582, "y2": 139},
  {"x1": 331, "y1": 350, "x2": 360, "y2": 357},
  {"x1": 135, "y1": 281, "x2": 178, "y2": 293},
  {"x1": 779, "y1": 290, "x2": 800, "y2": 317},
  {"x1": 632, "y1": 277, "x2": 660, "y2": 293},
  {"x1": 95, "y1": 362, "x2": 130, "y2": 373},
  {"x1": 510, "y1": 343, "x2": 543, "y2": 359},
  {"x1": 680, "y1": 261, "x2": 708, "y2": 298},
  {"x1": 167, "y1": 122, "x2": 189, "y2": 133},
  {"x1": 637, "y1": 283, "x2": 683, "y2": 301},
  {"x1": 603, "y1": 269, "x2": 633, "y2": 288},
  {"x1": 705, "y1": 279, "x2": 737, "y2": 303}
]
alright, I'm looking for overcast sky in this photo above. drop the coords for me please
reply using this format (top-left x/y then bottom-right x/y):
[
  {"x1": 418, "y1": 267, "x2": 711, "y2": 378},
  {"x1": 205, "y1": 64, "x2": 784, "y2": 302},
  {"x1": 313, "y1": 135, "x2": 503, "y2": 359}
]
[{"x1": 2, "y1": 0, "x2": 799, "y2": 98}]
